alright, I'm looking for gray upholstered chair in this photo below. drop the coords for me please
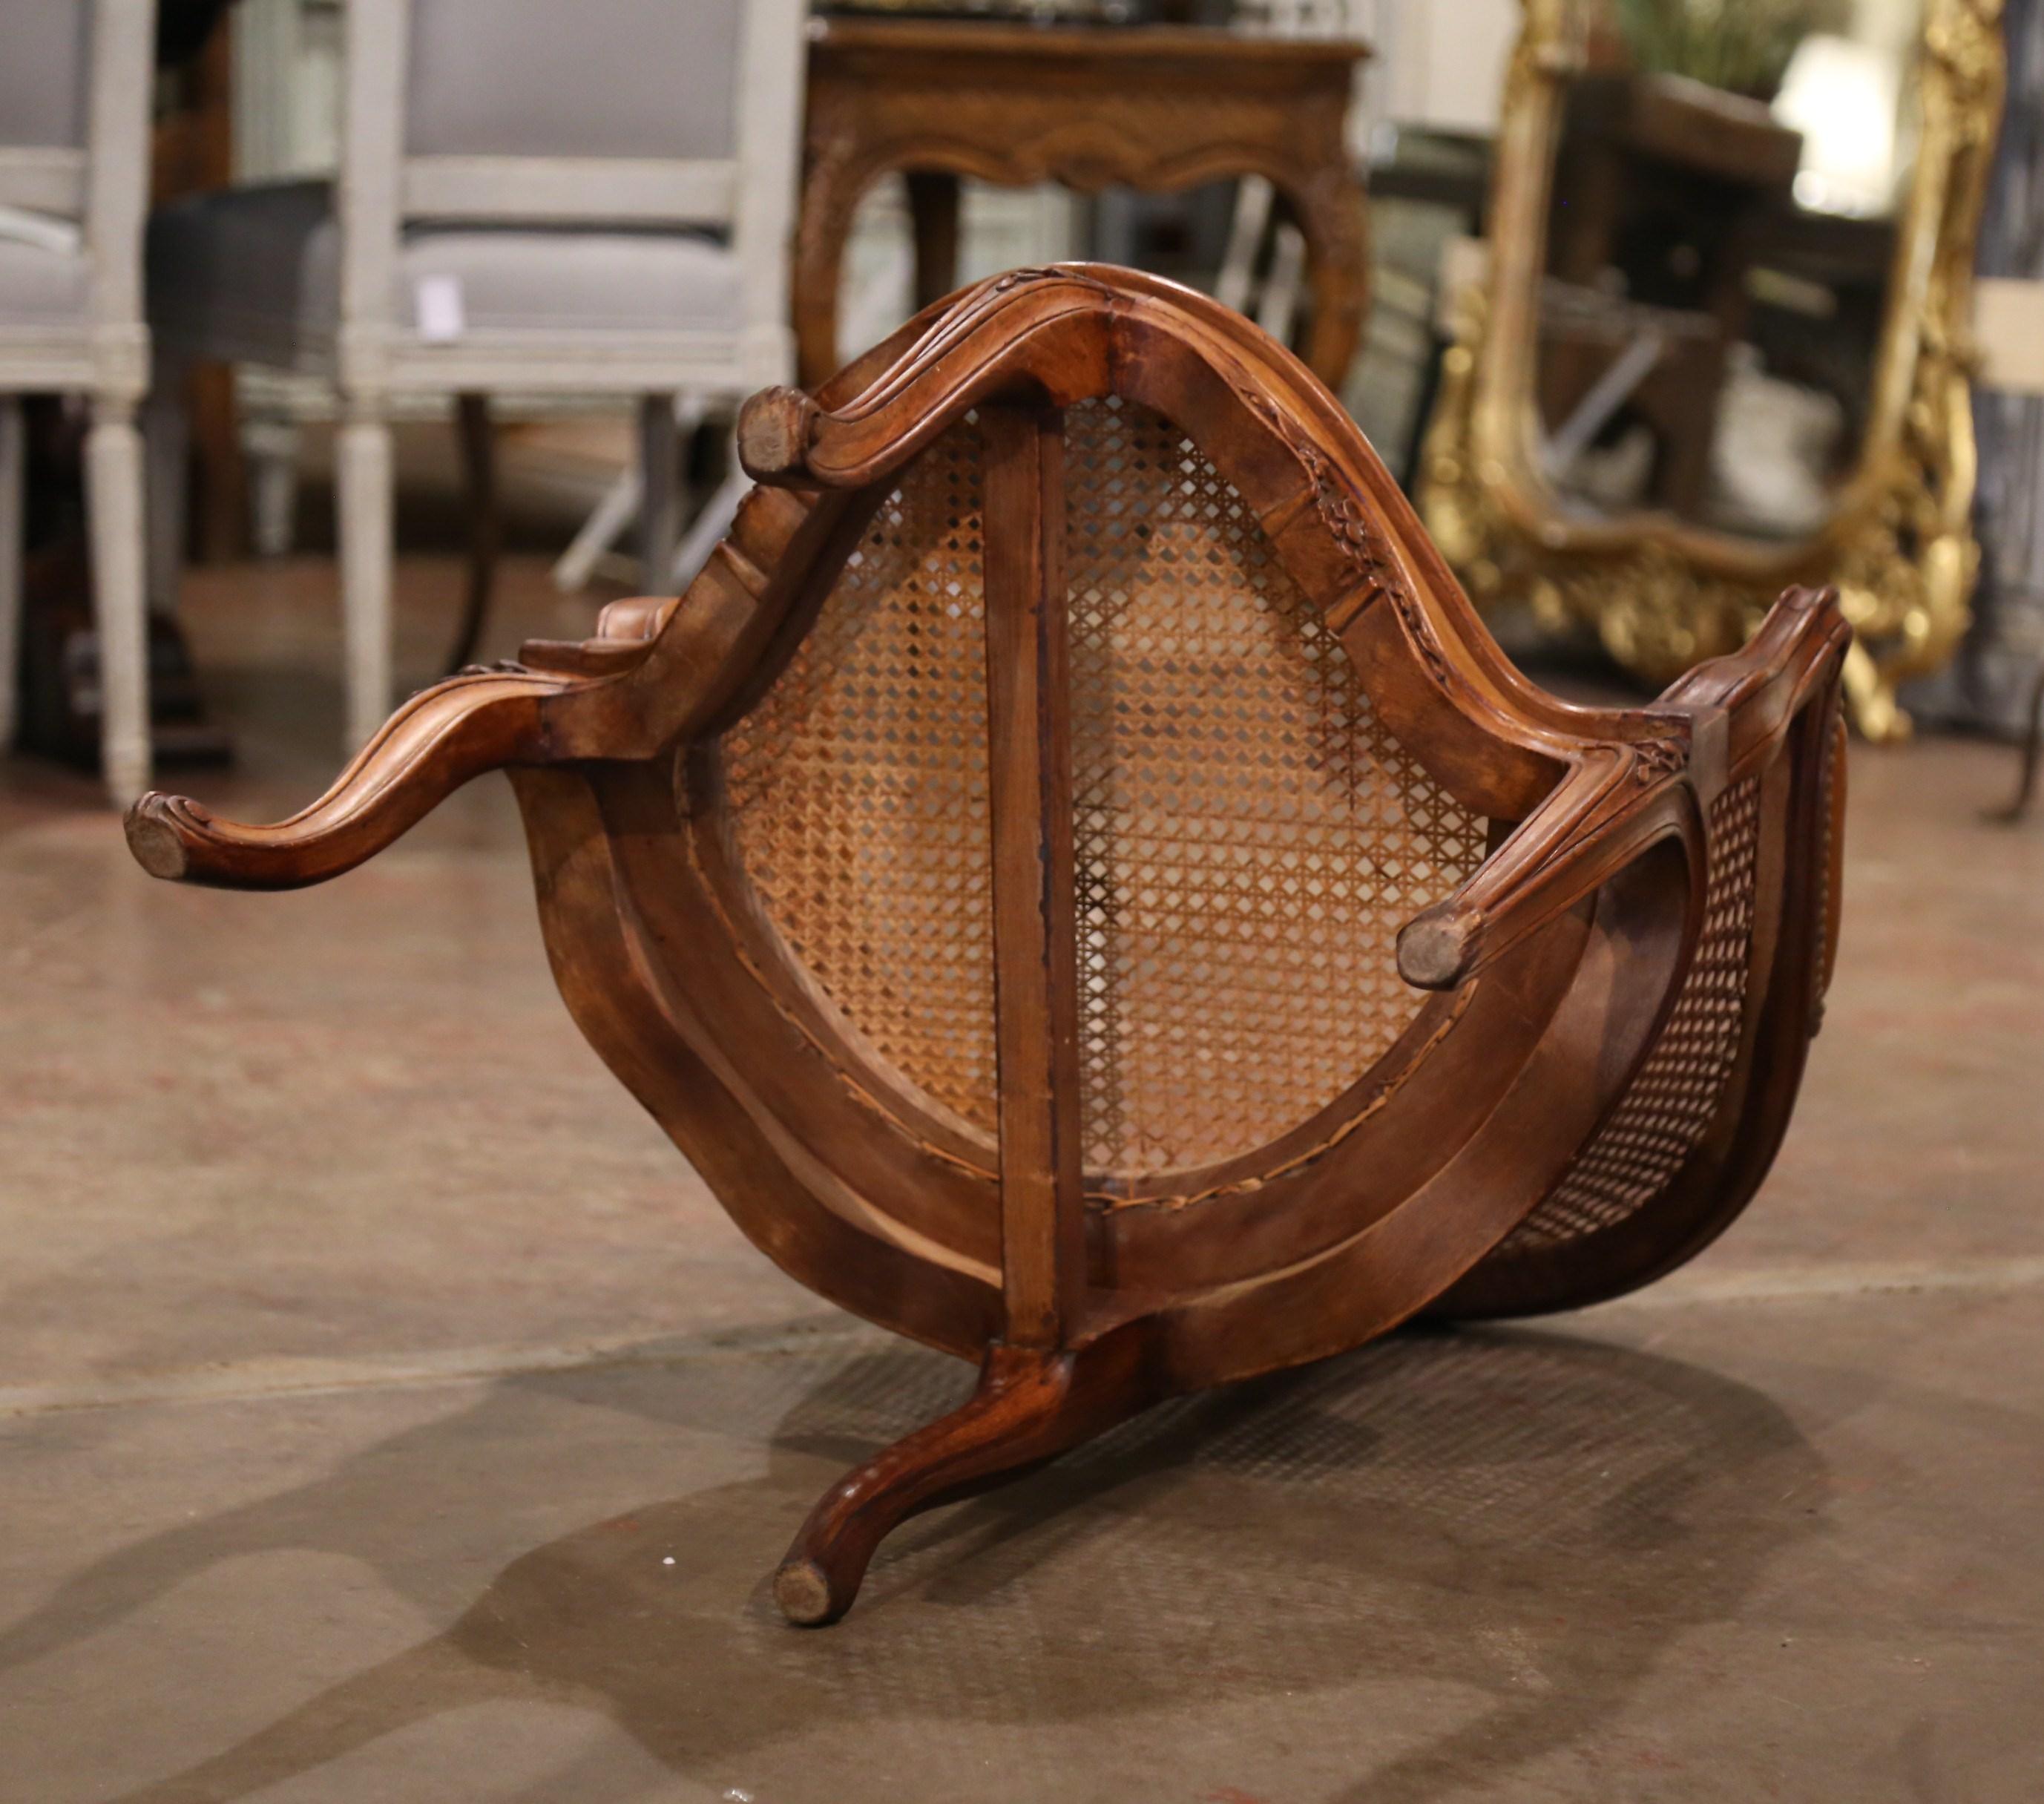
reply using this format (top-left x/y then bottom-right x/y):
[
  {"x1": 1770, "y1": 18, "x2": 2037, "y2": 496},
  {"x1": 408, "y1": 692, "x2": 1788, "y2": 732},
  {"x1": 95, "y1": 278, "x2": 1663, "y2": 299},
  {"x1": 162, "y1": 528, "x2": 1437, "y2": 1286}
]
[
  {"x1": 145, "y1": 0, "x2": 806, "y2": 751},
  {"x1": 0, "y1": 0, "x2": 154, "y2": 801}
]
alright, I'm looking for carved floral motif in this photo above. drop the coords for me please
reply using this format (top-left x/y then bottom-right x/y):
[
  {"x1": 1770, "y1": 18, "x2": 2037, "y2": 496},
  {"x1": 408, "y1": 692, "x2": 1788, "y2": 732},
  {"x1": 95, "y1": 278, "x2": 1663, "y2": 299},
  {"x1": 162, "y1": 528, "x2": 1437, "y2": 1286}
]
[{"x1": 1631, "y1": 736, "x2": 1686, "y2": 785}]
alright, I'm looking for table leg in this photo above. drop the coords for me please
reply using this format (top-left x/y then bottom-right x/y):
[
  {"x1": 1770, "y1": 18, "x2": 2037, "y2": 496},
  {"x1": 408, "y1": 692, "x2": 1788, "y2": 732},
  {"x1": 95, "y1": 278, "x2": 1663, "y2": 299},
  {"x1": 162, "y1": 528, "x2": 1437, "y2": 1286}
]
[
  {"x1": 1284, "y1": 165, "x2": 1371, "y2": 395},
  {"x1": 906, "y1": 170, "x2": 963, "y2": 312},
  {"x1": 795, "y1": 151, "x2": 887, "y2": 391}
]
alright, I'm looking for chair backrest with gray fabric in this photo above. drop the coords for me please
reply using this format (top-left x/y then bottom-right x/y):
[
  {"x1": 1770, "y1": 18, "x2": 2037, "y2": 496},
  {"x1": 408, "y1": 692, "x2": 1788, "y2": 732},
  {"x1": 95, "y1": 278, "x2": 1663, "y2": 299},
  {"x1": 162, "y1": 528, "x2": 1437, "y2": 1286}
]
[
  {"x1": 0, "y1": 0, "x2": 94, "y2": 217},
  {"x1": 0, "y1": 0, "x2": 92, "y2": 154},
  {"x1": 404, "y1": 0, "x2": 742, "y2": 164},
  {"x1": 338, "y1": 0, "x2": 803, "y2": 384},
  {"x1": 0, "y1": 0, "x2": 153, "y2": 385}
]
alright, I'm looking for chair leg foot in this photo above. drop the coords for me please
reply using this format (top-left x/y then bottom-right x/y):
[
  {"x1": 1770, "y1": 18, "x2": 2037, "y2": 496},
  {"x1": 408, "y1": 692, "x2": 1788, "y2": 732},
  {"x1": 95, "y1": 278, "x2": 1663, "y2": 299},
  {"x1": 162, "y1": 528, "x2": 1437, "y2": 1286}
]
[{"x1": 773, "y1": 1334, "x2": 1153, "y2": 1626}]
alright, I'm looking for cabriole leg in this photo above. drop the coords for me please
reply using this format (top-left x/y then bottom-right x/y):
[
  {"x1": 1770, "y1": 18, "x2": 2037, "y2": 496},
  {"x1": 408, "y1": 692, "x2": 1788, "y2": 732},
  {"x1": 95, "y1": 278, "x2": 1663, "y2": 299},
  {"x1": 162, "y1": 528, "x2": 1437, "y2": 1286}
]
[{"x1": 774, "y1": 1334, "x2": 1151, "y2": 1626}]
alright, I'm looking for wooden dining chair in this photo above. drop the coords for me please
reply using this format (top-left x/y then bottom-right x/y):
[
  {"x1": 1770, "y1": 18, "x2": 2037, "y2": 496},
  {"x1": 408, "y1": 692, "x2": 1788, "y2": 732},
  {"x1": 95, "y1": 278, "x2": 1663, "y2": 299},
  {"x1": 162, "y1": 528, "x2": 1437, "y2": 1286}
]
[{"x1": 125, "y1": 266, "x2": 1849, "y2": 1625}]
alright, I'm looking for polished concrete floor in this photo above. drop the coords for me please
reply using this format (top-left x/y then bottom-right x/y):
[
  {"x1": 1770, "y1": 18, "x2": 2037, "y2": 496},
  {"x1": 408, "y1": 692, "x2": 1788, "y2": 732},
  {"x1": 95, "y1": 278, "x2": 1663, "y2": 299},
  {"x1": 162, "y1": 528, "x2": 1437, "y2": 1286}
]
[{"x1": 3, "y1": 557, "x2": 2041, "y2": 1803}]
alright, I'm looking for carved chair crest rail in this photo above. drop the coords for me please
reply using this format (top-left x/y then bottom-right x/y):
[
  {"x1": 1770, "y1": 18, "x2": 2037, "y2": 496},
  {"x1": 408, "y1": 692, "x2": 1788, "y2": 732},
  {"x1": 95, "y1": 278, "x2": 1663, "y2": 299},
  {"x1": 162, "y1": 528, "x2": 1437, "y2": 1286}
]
[{"x1": 127, "y1": 266, "x2": 1848, "y2": 1625}]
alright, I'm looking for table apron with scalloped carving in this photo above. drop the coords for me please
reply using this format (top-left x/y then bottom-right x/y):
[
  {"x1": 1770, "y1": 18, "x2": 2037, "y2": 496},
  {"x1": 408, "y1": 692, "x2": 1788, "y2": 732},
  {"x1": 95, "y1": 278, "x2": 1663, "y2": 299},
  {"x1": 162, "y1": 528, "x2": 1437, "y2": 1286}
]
[{"x1": 795, "y1": 20, "x2": 1371, "y2": 393}]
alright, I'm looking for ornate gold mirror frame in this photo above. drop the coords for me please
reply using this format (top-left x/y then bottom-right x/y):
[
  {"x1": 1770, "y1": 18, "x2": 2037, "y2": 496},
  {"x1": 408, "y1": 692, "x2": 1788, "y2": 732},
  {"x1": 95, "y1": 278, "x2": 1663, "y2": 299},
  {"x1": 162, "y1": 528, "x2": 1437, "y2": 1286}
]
[{"x1": 1418, "y1": 0, "x2": 2005, "y2": 738}]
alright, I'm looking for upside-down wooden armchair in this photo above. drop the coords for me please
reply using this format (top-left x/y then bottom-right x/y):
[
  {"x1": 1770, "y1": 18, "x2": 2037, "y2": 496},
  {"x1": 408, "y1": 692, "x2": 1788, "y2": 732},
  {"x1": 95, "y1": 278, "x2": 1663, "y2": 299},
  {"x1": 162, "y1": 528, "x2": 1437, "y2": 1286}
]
[{"x1": 126, "y1": 266, "x2": 1849, "y2": 1625}]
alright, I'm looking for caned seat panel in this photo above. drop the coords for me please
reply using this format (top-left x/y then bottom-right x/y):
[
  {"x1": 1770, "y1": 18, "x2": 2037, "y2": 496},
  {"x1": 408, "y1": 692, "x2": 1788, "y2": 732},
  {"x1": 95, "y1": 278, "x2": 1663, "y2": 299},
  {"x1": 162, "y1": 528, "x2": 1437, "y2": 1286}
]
[
  {"x1": 1064, "y1": 398, "x2": 1488, "y2": 1177},
  {"x1": 718, "y1": 421, "x2": 998, "y2": 1137},
  {"x1": 716, "y1": 400, "x2": 1493, "y2": 1178}
]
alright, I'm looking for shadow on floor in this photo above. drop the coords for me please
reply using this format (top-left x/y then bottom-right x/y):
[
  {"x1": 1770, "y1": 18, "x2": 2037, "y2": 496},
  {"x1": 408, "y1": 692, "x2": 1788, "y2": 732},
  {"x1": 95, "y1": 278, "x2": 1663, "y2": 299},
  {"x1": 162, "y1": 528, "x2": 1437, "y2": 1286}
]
[{"x1": 4, "y1": 1321, "x2": 1827, "y2": 1803}]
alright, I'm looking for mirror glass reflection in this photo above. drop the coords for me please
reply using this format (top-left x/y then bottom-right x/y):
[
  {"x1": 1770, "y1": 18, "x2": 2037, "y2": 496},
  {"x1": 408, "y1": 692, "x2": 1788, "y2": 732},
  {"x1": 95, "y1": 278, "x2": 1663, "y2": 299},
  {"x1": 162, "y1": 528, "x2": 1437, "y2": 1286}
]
[{"x1": 1537, "y1": 0, "x2": 1924, "y2": 539}]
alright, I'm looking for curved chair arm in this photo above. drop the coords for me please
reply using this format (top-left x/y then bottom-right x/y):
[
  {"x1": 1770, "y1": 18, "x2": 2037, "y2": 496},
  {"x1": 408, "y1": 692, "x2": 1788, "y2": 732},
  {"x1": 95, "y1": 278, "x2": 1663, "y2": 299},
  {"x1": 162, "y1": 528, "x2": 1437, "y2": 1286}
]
[
  {"x1": 1398, "y1": 586, "x2": 1851, "y2": 991},
  {"x1": 125, "y1": 667, "x2": 582, "y2": 890},
  {"x1": 1396, "y1": 735, "x2": 1692, "y2": 991},
  {"x1": 1655, "y1": 585, "x2": 1851, "y2": 767}
]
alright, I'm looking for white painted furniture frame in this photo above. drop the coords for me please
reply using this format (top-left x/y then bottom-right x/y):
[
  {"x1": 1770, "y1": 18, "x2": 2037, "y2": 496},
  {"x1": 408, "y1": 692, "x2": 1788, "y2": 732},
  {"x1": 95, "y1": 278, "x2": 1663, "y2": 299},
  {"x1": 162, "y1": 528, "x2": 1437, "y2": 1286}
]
[
  {"x1": 0, "y1": 0, "x2": 155, "y2": 801},
  {"x1": 151, "y1": 0, "x2": 805, "y2": 750}
]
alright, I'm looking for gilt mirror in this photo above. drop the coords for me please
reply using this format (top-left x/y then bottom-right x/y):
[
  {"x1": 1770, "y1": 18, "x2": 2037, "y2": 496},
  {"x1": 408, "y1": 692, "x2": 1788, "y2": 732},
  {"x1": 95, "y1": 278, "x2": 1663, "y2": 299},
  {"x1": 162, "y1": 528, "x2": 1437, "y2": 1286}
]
[{"x1": 1418, "y1": 0, "x2": 2005, "y2": 737}]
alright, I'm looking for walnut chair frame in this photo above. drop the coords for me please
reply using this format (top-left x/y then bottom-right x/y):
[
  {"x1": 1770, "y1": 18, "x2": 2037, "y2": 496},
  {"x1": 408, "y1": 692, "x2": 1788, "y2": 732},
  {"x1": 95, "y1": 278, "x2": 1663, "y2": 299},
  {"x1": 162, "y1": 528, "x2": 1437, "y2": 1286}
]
[{"x1": 127, "y1": 267, "x2": 1848, "y2": 1625}]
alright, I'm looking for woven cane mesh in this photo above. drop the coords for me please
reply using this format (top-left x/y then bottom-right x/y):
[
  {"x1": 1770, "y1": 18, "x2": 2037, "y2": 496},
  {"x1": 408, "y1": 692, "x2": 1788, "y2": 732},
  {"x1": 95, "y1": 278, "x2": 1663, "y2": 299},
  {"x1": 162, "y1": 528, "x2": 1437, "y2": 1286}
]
[
  {"x1": 719, "y1": 422, "x2": 998, "y2": 1135},
  {"x1": 1495, "y1": 773, "x2": 1767, "y2": 1253},
  {"x1": 1064, "y1": 397, "x2": 1487, "y2": 1177}
]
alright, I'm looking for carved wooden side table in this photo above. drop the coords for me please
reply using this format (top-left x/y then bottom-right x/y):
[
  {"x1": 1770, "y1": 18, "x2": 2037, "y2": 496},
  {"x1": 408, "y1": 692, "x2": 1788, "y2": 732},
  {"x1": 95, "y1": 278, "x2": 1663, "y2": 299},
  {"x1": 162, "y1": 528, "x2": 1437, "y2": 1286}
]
[{"x1": 795, "y1": 19, "x2": 1370, "y2": 390}]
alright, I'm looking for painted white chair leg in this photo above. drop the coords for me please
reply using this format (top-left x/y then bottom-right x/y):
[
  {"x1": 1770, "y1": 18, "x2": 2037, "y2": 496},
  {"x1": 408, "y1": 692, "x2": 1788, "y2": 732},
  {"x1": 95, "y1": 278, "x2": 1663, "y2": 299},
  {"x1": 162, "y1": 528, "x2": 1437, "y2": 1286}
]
[
  {"x1": 1256, "y1": 221, "x2": 1308, "y2": 344},
  {"x1": 0, "y1": 396, "x2": 23, "y2": 752},
  {"x1": 86, "y1": 399, "x2": 151, "y2": 804},
  {"x1": 553, "y1": 465, "x2": 641, "y2": 594},
  {"x1": 669, "y1": 462, "x2": 750, "y2": 590},
  {"x1": 553, "y1": 395, "x2": 709, "y2": 595},
  {"x1": 142, "y1": 374, "x2": 189, "y2": 618},
  {"x1": 336, "y1": 406, "x2": 395, "y2": 751},
  {"x1": 637, "y1": 392, "x2": 683, "y2": 592},
  {"x1": 1217, "y1": 174, "x2": 1275, "y2": 315},
  {"x1": 245, "y1": 416, "x2": 302, "y2": 559}
]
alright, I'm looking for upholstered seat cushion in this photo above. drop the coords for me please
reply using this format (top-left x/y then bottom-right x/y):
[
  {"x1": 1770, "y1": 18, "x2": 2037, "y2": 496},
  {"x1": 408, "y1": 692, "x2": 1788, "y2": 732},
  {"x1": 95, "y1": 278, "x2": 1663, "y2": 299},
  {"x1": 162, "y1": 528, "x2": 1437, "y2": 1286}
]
[
  {"x1": 148, "y1": 180, "x2": 744, "y2": 368},
  {"x1": 0, "y1": 235, "x2": 92, "y2": 332}
]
